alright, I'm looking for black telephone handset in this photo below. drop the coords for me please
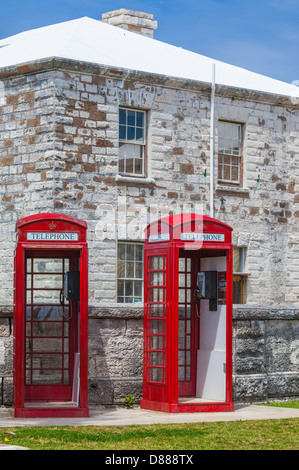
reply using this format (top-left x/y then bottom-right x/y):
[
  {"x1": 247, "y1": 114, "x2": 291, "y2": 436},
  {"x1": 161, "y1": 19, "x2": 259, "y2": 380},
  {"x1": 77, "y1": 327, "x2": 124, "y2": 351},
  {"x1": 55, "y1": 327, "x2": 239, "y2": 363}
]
[
  {"x1": 60, "y1": 289, "x2": 65, "y2": 306},
  {"x1": 60, "y1": 272, "x2": 80, "y2": 306}
]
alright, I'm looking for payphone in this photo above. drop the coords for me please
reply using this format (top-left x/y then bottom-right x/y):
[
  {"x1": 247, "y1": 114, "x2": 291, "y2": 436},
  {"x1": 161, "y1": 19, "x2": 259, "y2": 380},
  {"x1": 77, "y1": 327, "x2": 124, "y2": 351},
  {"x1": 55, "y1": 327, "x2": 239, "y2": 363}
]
[
  {"x1": 60, "y1": 271, "x2": 80, "y2": 305},
  {"x1": 194, "y1": 271, "x2": 218, "y2": 311}
]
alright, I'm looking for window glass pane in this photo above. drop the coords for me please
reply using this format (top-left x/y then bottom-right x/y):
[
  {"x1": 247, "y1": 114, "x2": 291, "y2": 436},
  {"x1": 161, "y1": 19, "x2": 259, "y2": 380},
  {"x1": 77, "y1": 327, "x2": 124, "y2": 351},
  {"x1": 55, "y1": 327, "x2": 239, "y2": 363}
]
[
  {"x1": 134, "y1": 281, "x2": 142, "y2": 298},
  {"x1": 136, "y1": 111, "x2": 144, "y2": 127},
  {"x1": 127, "y1": 126, "x2": 135, "y2": 141},
  {"x1": 125, "y1": 280, "x2": 133, "y2": 297},
  {"x1": 135, "y1": 262, "x2": 143, "y2": 279},
  {"x1": 126, "y1": 244, "x2": 135, "y2": 260},
  {"x1": 118, "y1": 244, "x2": 126, "y2": 260},
  {"x1": 126, "y1": 262, "x2": 135, "y2": 278},
  {"x1": 119, "y1": 108, "x2": 126, "y2": 125},
  {"x1": 135, "y1": 244, "x2": 143, "y2": 261},
  {"x1": 125, "y1": 158, "x2": 134, "y2": 174},
  {"x1": 136, "y1": 127, "x2": 144, "y2": 142},
  {"x1": 119, "y1": 125, "x2": 126, "y2": 140},
  {"x1": 127, "y1": 110, "x2": 135, "y2": 126},
  {"x1": 135, "y1": 158, "x2": 143, "y2": 175},
  {"x1": 118, "y1": 280, "x2": 124, "y2": 296}
]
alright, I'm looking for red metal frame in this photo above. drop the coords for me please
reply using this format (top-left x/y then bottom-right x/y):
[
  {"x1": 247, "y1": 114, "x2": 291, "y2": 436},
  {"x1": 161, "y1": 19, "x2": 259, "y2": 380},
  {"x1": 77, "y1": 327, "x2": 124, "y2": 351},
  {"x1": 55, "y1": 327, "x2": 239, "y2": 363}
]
[
  {"x1": 13, "y1": 213, "x2": 89, "y2": 418},
  {"x1": 141, "y1": 214, "x2": 234, "y2": 413}
]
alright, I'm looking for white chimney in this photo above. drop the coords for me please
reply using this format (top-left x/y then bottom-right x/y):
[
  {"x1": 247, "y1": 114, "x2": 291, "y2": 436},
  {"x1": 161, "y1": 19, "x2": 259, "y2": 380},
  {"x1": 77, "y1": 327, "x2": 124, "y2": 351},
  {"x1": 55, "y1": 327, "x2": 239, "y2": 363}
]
[{"x1": 101, "y1": 9, "x2": 157, "y2": 39}]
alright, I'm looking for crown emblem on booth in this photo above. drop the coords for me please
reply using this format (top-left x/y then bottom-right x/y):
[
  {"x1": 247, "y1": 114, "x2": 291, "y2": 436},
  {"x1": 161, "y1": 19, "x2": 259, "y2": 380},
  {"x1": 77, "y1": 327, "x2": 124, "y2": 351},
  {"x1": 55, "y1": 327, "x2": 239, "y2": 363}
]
[{"x1": 48, "y1": 222, "x2": 57, "y2": 231}]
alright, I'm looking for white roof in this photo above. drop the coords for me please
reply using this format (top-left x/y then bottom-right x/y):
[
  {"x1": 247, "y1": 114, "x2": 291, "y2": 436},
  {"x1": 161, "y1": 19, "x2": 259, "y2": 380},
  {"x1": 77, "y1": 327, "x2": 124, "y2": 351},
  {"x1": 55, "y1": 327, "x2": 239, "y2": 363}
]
[{"x1": 0, "y1": 16, "x2": 298, "y2": 98}]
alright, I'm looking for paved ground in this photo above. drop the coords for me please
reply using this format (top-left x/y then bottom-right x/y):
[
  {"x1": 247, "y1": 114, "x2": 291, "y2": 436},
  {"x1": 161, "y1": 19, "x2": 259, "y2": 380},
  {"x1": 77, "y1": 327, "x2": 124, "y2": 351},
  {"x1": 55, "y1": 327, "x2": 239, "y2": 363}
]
[{"x1": 1, "y1": 403, "x2": 299, "y2": 449}]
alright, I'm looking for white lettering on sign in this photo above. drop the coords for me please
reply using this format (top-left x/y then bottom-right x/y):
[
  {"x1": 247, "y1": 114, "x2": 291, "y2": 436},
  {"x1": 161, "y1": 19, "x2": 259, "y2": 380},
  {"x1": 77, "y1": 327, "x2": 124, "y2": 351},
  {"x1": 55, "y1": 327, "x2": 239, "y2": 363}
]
[
  {"x1": 27, "y1": 232, "x2": 79, "y2": 241},
  {"x1": 148, "y1": 233, "x2": 170, "y2": 242},
  {"x1": 181, "y1": 233, "x2": 225, "y2": 241}
]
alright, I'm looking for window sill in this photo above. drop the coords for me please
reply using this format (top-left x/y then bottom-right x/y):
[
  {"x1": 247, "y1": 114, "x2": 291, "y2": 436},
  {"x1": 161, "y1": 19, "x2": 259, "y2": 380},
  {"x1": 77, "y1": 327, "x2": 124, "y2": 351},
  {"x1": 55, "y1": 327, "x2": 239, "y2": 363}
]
[
  {"x1": 216, "y1": 184, "x2": 250, "y2": 197},
  {"x1": 116, "y1": 174, "x2": 155, "y2": 185}
]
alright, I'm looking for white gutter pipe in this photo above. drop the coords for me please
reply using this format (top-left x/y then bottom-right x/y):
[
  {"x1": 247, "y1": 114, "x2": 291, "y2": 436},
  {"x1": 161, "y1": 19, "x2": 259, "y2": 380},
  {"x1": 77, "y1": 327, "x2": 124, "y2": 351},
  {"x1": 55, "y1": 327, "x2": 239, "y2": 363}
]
[{"x1": 210, "y1": 63, "x2": 216, "y2": 219}]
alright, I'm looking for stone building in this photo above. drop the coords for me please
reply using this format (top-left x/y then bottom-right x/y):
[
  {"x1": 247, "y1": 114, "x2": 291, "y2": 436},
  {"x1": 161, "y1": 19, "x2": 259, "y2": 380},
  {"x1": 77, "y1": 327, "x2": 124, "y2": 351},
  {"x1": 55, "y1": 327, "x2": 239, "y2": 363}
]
[{"x1": 0, "y1": 9, "x2": 298, "y2": 408}]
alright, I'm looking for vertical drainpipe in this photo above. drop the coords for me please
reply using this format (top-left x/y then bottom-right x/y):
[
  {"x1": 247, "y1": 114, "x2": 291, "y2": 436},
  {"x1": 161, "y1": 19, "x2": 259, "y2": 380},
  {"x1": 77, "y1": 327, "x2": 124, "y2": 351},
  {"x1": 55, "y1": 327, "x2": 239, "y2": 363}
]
[{"x1": 210, "y1": 63, "x2": 216, "y2": 218}]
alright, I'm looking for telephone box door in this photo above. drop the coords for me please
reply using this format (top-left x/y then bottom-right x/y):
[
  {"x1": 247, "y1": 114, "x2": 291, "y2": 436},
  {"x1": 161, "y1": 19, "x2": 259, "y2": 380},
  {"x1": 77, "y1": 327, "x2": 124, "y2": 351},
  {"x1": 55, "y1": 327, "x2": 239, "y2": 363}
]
[{"x1": 24, "y1": 251, "x2": 79, "y2": 402}]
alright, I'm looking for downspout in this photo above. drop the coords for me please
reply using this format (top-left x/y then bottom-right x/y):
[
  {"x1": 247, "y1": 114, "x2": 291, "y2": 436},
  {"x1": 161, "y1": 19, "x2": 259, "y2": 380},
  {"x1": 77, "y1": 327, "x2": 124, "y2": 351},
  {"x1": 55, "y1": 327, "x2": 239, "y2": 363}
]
[{"x1": 210, "y1": 63, "x2": 216, "y2": 218}]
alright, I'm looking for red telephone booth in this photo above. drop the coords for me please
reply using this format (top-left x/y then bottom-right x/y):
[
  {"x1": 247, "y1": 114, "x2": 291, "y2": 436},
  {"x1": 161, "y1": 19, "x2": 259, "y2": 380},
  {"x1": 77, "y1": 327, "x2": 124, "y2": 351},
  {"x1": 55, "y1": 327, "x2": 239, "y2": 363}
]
[
  {"x1": 13, "y1": 213, "x2": 89, "y2": 418},
  {"x1": 141, "y1": 214, "x2": 234, "y2": 413}
]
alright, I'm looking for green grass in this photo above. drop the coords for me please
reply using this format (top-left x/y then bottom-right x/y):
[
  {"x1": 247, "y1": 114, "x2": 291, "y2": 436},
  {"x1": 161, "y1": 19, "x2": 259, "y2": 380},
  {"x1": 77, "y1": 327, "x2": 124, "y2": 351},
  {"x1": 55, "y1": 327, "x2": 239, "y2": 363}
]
[
  {"x1": 1, "y1": 418, "x2": 299, "y2": 450},
  {"x1": 261, "y1": 401, "x2": 299, "y2": 409}
]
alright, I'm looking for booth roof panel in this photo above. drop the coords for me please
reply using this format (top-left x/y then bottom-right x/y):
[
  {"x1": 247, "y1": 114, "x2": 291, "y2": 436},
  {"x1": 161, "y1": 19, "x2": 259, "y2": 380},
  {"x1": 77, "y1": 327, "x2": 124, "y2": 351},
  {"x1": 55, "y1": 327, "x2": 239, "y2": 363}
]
[
  {"x1": 16, "y1": 213, "x2": 88, "y2": 230},
  {"x1": 146, "y1": 214, "x2": 233, "y2": 232}
]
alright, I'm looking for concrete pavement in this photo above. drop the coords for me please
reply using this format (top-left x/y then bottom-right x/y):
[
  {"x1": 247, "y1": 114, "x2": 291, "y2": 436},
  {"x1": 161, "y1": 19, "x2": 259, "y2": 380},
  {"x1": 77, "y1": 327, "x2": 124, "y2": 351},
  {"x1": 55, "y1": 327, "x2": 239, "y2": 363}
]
[{"x1": 0, "y1": 403, "x2": 299, "y2": 428}]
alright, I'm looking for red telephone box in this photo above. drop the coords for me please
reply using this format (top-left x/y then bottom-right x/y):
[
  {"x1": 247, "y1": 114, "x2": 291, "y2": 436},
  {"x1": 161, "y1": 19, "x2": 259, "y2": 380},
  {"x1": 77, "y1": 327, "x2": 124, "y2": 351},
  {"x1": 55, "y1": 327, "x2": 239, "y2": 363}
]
[
  {"x1": 141, "y1": 214, "x2": 234, "y2": 413},
  {"x1": 13, "y1": 213, "x2": 89, "y2": 418}
]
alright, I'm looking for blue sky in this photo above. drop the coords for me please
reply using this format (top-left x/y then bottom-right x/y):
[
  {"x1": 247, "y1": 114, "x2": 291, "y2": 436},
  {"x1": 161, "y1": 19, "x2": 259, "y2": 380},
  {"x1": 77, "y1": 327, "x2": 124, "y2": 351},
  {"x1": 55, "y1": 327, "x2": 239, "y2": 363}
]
[{"x1": 0, "y1": 0, "x2": 298, "y2": 84}]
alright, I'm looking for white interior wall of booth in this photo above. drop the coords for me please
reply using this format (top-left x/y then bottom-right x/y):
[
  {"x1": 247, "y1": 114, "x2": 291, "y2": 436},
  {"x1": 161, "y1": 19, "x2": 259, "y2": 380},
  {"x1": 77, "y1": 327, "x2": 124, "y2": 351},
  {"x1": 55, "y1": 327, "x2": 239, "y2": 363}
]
[{"x1": 196, "y1": 256, "x2": 227, "y2": 401}]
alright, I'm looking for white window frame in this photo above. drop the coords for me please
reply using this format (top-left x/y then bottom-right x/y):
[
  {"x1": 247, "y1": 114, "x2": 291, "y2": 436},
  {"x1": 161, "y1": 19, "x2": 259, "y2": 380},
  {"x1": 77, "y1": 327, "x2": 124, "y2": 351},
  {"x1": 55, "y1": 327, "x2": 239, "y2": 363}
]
[
  {"x1": 119, "y1": 107, "x2": 146, "y2": 177},
  {"x1": 218, "y1": 121, "x2": 242, "y2": 184},
  {"x1": 117, "y1": 242, "x2": 144, "y2": 303}
]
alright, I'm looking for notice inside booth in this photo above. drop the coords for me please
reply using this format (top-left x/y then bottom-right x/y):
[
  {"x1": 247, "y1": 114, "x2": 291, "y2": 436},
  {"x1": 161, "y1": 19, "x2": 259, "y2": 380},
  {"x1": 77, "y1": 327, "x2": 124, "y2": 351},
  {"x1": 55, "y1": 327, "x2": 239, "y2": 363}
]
[
  {"x1": 13, "y1": 213, "x2": 89, "y2": 418},
  {"x1": 141, "y1": 214, "x2": 234, "y2": 413}
]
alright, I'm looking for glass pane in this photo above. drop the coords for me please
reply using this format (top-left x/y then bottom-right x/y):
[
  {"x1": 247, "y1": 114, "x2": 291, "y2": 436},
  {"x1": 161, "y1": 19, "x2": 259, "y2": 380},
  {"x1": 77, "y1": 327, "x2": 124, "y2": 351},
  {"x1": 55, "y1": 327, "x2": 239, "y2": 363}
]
[
  {"x1": 151, "y1": 271, "x2": 163, "y2": 286},
  {"x1": 127, "y1": 244, "x2": 135, "y2": 260},
  {"x1": 179, "y1": 274, "x2": 185, "y2": 287},
  {"x1": 136, "y1": 111, "x2": 144, "y2": 128},
  {"x1": 150, "y1": 304, "x2": 164, "y2": 318},
  {"x1": 135, "y1": 244, "x2": 143, "y2": 261},
  {"x1": 150, "y1": 368, "x2": 163, "y2": 383},
  {"x1": 118, "y1": 280, "x2": 124, "y2": 296},
  {"x1": 27, "y1": 322, "x2": 64, "y2": 337},
  {"x1": 119, "y1": 155, "x2": 125, "y2": 173},
  {"x1": 33, "y1": 259, "x2": 63, "y2": 273},
  {"x1": 151, "y1": 256, "x2": 163, "y2": 270},
  {"x1": 135, "y1": 262, "x2": 143, "y2": 279},
  {"x1": 28, "y1": 306, "x2": 68, "y2": 321},
  {"x1": 127, "y1": 110, "x2": 135, "y2": 126},
  {"x1": 134, "y1": 158, "x2": 143, "y2": 174},
  {"x1": 125, "y1": 280, "x2": 133, "y2": 297},
  {"x1": 126, "y1": 262, "x2": 134, "y2": 278},
  {"x1": 127, "y1": 126, "x2": 135, "y2": 141},
  {"x1": 118, "y1": 243, "x2": 126, "y2": 260},
  {"x1": 150, "y1": 352, "x2": 163, "y2": 366},
  {"x1": 119, "y1": 125, "x2": 126, "y2": 140},
  {"x1": 151, "y1": 320, "x2": 164, "y2": 335},
  {"x1": 33, "y1": 274, "x2": 62, "y2": 290},
  {"x1": 179, "y1": 258, "x2": 185, "y2": 271},
  {"x1": 136, "y1": 127, "x2": 144, "y2": 142},
  {"x1": 32, "y1": 338, "x2": 63, "y2": 353},
  {"x1": 134, "y1": 281, "x2": 142, "y2": 298},
  {"x1": 151, "y1": 288, "x2": 163, "y2": 302},
  {"x1": 178, "y1": 366, "x2": 185, "y2": 381},
  {"x1": 150, "y1": 335, "x2": 164, "y2": 350},
  {"x1": 30, "y1": 290, "x2": 61, "y2": 305},
  {"x1": 119, "y1": 108, "x2": 126, "y2": 125}
]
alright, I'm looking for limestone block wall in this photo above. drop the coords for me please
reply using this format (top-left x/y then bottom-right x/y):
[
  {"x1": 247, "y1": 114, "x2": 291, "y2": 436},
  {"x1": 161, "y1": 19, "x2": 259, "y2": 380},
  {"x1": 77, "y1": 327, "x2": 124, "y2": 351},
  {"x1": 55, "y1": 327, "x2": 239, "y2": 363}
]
[
  {"x1": 0, "y1": 62, "x2": 298, "y2": 307},
  {"x1": 1, "y1": 306, "x2": 298, "y2": 406}
]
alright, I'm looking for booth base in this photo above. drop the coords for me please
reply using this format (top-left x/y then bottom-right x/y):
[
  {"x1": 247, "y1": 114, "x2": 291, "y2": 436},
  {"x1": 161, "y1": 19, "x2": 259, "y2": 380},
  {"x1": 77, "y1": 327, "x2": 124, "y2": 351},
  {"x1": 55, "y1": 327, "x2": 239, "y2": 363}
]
[
  {"x1": 141, "y1": 400, "x2": 234, "y2": 414},
  {"x1": 13, "y1": 405, "x2": 89, "y2": 418}
]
